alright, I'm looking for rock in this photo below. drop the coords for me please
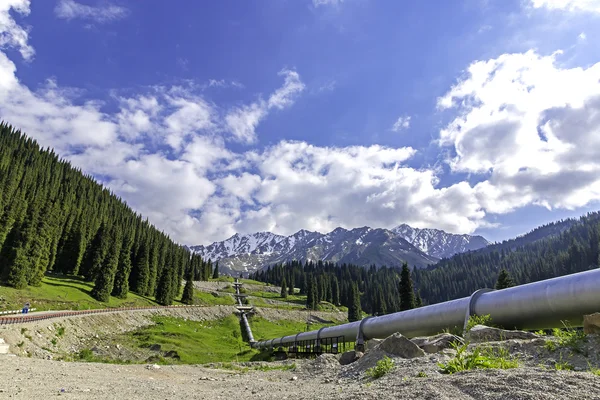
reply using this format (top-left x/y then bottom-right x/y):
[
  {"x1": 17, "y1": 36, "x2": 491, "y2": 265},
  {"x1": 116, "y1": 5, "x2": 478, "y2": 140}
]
[
  {"x1": 339, "y1": 350, "x2": 363, "y2": 365},
  {"x1": 466, "y1": 325, "x2": 540, "y2": 343},
  {"x1": 290, "y1": 376, "x2": 297, "y2": 381},
  {"x1": 164, "y1": 350, "x2": 180, "y2": 360},
  {"x1": 0, "y1": 343, "x2": 8, "y2": 354},
  {"x1": 366, "y1": 339, "x2": 382, "y2": 351},
  {"x1": 146, "y1": 364, "x2": 160, "y2": 370},
  {"x1": 377, "y1": 333, "x2": 425, "y2": 358},
  {"x1": 411, "y1": 333, "x2": 463, "y2": 353},
  {"x1": 584, "y1": 313, "x2": 600, "y2": 334},
  {"x1": 149, "y1": 344, "x2": 162, "y2": 351}
]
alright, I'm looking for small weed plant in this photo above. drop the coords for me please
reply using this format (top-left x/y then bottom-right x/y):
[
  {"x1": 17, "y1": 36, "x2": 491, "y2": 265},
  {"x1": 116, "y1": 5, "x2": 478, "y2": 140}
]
[
  {"x1": 56, "y1": 326, "x2": 65, "y2": 336},
  {"x1": 588, "y1": 362, "x2": 600, "y2": 376},
  {"x1": 416, "y1": 371, "x2": 428, "y2": 378},
  {"x1": 438, "y1": 342, "x2": 519, "y2": 374},
  {"x1": 545, "y1": 322, "x2": 586, "y2": 354},
  {"x1": 366, "y1": 356, "x2": 394, "y2": 379},
  {"x1": 465, "y1": 314, "x2": 493, "y2": 332}
]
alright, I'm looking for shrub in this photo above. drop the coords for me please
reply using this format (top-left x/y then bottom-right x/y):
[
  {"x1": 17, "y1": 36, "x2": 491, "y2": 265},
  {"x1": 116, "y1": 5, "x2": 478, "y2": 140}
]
[
  {"x1": 416, "y1": 371, "x2": 427, "y2": 378},
  {"x1": 465, "y1": 314, "x2": 493, "y2": 332},
  {"x1": 438, "y1": 342, "x2": 519, "y2": 374},
  {"x1": 366, "y1": 356, "x2": 394, "y2": 379},
  {"x1": 550, "y1": 322, "x2": 586, "y2": 354}
]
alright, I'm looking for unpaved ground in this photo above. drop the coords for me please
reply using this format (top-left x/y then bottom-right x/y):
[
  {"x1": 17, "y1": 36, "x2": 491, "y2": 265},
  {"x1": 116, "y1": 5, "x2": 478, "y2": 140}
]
[{"x1": 1, "y1": 353, "x2": 599, "y2": 400}]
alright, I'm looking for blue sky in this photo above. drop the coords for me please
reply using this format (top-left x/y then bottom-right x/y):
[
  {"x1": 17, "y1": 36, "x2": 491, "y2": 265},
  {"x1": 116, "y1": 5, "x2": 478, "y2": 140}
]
[{"x1": 2, "y1": 0, "x2": 600, "y2": 245}]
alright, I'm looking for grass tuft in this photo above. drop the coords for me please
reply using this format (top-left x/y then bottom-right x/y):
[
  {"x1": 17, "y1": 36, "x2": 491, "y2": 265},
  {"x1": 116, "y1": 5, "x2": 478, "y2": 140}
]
[
  {"x1": 438, "y1": 342, "x2": 519, "y2": 374},
  {"x1": 366, "y1": 356, "x2": 394, "y2": 379}
]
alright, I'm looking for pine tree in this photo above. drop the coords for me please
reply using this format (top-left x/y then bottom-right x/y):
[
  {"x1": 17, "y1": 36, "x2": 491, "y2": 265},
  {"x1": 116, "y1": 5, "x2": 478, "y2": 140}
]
[
  {"x1": 131, "y1": 239, "x2": 150, "y2": 294},
  {"x1": 112, "y1": 233, "x2": 133, "y2": 299},
  {"x1": 288, "y1": 275, "x2": 295, "y2": 296},
  {"x1": 415, "y1": 290, "x2": 423, "y2": 307},
  {"x1": 399, "y1": 263, "x2": 415, "y2": 311},
  {"x1": 212, "y1": 261, "x2": 219, "y2": 279},
  {"x1": 181, "y1": 264, "x2": 195, "y2": 305},
  {"x1": 306, "y1": 275, "x2": 317, "y2": 310},
  {"x1": 495, "y1": 268, "x2": 515, "y2": 290},
  {"x1": 92, "y1": 226, "x2": 122, "y2": 302},
  {"x1": 280, "y1": 277, "x2": 288, "y2": 298},
  {"x1": 347, "y1": 282, "x2": 362, "y2": 322}
]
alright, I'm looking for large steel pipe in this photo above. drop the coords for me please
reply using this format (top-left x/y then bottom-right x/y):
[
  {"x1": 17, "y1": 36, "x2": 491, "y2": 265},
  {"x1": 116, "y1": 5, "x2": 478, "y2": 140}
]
[
  {"x1": 240, "y1": 312, "x2": 255, "y2": 343},
  {"x1": 252, "y1": 268, "x2": 600, "y2": 349}
]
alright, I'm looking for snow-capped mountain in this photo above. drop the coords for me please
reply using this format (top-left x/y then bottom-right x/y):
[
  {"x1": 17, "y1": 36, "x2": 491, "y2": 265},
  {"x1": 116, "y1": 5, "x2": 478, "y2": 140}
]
[
  {"x1": 392, "y1": 224, "x2": 489, "y2": 259},
  {"x1": 189, "y1": 224, "x2": 489, "y2": 275}
]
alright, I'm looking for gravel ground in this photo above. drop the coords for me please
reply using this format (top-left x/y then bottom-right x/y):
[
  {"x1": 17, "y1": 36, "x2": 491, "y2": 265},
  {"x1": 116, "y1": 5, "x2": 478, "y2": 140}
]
[{"x1": 1, "y1": 354, "x2": 600, "y2": 400}]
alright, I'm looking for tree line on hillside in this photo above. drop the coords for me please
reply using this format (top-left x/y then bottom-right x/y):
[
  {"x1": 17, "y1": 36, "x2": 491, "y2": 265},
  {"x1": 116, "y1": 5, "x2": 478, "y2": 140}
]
[
  {"x1": 0, "y1": 123, "x2": 216, "y2": 304},
  {"x1": 250, "y1": 260, "x2": 422, "y2": 319},
  {"x1": 414, "y1": 212, "x2": 600, "y2": 304},
  {"x1": 252, "y1": 213, "x2": 599, "y2": 320}
]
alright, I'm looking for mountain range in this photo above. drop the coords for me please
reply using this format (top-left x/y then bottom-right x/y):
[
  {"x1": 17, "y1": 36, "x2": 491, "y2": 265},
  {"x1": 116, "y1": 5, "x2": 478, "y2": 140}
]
[{"x1": 189, "y1": 224, "x2": 489, "y2": 275}]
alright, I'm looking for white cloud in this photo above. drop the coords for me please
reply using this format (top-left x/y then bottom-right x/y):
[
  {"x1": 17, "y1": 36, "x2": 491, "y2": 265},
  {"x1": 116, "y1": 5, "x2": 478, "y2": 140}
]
[
  {"x1": 391, "y1": 115, "x2": 411, "y2": 132},
  {"x1": 438, "y1": 49, "x2": 600, "y2": 214},
  {"x1": 0, "y1": 0, "x2": 34, "y2": 61},
  {"x1": 313, "y1": 0, "x2": 344, "y2": 7},
  {"x1": 530, "y1": 0, "x2": 600, "y2": 13},
  {"x1": 55, "y1": 0, "x2": 129, "y2": 23},
  {"x1": 579, "y1": 32, "x2": 587, "y2": 40},
  {"x1": 225, "y1": 68, "x2": 305, "y2": 144}
]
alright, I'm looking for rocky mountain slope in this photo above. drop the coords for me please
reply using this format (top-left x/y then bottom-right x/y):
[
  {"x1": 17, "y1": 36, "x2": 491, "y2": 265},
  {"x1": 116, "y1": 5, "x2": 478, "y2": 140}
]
[
  {"x1": 190, "y1": 224, "x2": 489, "y2": 275},
  {"x1": 392, "y1": 224, "x2": 489, "y2": 259}
]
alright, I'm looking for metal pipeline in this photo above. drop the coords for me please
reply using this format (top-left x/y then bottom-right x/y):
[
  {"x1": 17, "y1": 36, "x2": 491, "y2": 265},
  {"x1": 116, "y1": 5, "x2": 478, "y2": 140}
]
[
  {"x1": 252, "y1": 268, "x2": 600, "y2": 349},
  {"x1": 240, "y1": 312, "x2": 256, "y2": 343}
]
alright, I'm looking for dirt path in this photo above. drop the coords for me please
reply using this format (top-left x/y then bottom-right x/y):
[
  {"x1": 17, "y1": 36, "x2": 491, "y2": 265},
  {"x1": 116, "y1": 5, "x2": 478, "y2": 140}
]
[{"x1": 1, "y1": 354, "x2": 599, "y2": 400}]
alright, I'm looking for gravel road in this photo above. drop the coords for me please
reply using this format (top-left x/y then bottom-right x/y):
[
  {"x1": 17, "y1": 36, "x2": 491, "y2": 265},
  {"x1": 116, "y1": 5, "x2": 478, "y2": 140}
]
[{"x1": 1, "y1": 354, "x2": 600, "y2": 400}]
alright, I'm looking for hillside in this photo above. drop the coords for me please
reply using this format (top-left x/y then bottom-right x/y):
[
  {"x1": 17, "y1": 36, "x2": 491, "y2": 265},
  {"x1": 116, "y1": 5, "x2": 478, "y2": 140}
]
[
  {"x1": 0, "y1": 123, "x2": 218, "y2": 306},
  {"x1": 191, "y1": 225, "x2": 488, "y2": 275},
  {"x1": 414, "y1": 212, "x2": 600, "y2": 304}
]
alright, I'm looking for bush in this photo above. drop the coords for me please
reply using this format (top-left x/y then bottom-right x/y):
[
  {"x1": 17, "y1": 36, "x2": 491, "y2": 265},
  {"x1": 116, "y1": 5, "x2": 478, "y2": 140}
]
[
  {"x1": 465, "y1": 314, "x2": 493, "y2": 332},
  {"x1": 546, "y1": 322, "x2": 586, "y2": 354},
  {"x1": 366, "y1": 356, "x2": 394, "y2": 379},
  {"x1": 438, "y1": 342, "x2": 519, "y2": 374}
]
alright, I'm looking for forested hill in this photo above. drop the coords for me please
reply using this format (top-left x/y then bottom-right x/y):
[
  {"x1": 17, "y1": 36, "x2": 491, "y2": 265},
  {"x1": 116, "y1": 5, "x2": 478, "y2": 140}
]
[
  {"x1": 414, "y1": 212, "x2": 600, "y2": 304},
  {"x1": 0, "y1": 123, "x2": 212, "y2": 304}
]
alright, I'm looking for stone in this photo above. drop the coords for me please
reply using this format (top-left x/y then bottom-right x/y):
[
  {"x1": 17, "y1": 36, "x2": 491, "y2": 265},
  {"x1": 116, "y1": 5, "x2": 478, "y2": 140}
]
[
  {"x1": 338, "y1": 350, "x2": 363, "y2": 365},
  {"x1": 366, "y1": 339, "x2": 383, "y2": 351},
  {"x1": 411, "y1": 333, "x2": 464, "y2": 353},
  {"x1": 466, "y1": 325, "x2": 540, "y2": 343},
  {"x1": 164, "y1": 350, "x2": 180, "y2": 360},
  {"x1": 377, "y1": 333, "x2": 425, "y2": 358},
  {"x1": 149, "y1": 344, "x2": 162, "y2": 351},
  {"x1": 290, "y1": 376, "x2": 297, "y2": 381},
  {"x1": 146, "y1": 364, "x2": 160, "y2": 370},
  {"x1": 0, "y1": 343, "x2": 9, "y2": 354},
  {"x1": 584, "y1": 313, "x2": 600, "y2": 334}
]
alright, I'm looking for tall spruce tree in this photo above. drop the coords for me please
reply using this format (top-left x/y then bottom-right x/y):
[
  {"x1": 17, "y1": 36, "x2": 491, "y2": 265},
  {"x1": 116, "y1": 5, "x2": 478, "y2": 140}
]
[
  {"x1": 399, "y1": 263, "x2": 415, "y2": 311},
  {"x1": 280, "y1": 277, "x2": 288, "y2": 298},
  {"x1": 495, "y1": 268, "x2": 515, "y2": 290},
  {"x1": 112, "y1": 233, "x2": 133, "y2": 299},
  {"x1": 347, "y1": 282, "x2": 362, "y2": 322},
  {"x1": 212, "y1": 261, "x2": 219, "y2": 279},
  {"x1": 181, "y1": 264, "x2": 195, "y2": 305},
  {"x1": 91, "y1": 226, "x2": 122, "y2": 302}
]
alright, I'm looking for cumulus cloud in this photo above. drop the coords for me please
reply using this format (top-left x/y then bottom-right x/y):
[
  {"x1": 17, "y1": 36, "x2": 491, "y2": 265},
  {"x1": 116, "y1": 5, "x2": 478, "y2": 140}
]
[
  {"x1": 530, "y1": 0, "x2": 600, "y2": 13},
  {"x1": 0, "y1": 0, "x2": 34, "y2": 60},
  {"x1": 4, "y1": 1, "x2": 600, "y2": 247},
  {"x1": 438, "y1": 49, "x2": 600, "y2": 214},
  {"x1": 391, "y1": 115, "x2": 411, "y2": 132},
  {"x1": 313, "y1": 0, "x2": 344, "y2": 7},
  {"x1": 55, "y1": 0, "x2": 129, "y2": 23},
  {"x1": 225, "y1": 68, "x2": 305, "y2": 144}
]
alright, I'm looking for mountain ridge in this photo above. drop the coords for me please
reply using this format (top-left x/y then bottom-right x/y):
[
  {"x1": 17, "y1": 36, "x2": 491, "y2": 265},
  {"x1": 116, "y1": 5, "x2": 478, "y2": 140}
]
[{"x1": 190, "y1": 224, "x2": 490, "y2": 275}]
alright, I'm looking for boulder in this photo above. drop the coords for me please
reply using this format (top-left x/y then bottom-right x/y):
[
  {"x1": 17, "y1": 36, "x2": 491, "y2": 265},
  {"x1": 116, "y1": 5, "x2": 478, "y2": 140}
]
[
  {"x1": 584, "y1": 313, "x2": 600, "y2": 334},
  {"x1": 149, "y1": 344, "x2": 162, "y2": 351},
  {"x1": 366, "y1": 339, "x2": 383, "y2": 351},
  {"x1": 339, "y1": 350, "x2": 363, "y2": 365},
  {"x1": 411, "y1": 333, "x2": 463, "y2": 353},
  {"x1": 378, "y1": 333, "x2": 425, "y2": 358},
  {"x1": 466, "y1": 325, "x2": 540, "y2": 343}
]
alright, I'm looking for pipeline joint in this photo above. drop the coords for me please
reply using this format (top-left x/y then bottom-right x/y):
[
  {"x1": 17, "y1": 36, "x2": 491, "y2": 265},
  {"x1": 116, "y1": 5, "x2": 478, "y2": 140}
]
[
  {"x1": 463, "y1": 288, "x2": 495, "y2": 335},
  {"x1": 355, "y1": 316, "x2": 375, "y2": 352}
]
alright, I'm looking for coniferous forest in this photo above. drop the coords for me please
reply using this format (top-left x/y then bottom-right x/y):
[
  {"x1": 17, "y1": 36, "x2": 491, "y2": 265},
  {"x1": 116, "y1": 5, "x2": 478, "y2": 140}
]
[
  {"x1": 253, "y1": 212, "x2": 600, "y2": 316},
  {"x1": 2, "y1": 122, "x2": 600, "y2": 313},
  {"x1": 0, "y1": 123, "x2": 213, "y2": 304}
]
